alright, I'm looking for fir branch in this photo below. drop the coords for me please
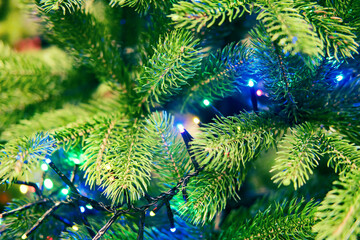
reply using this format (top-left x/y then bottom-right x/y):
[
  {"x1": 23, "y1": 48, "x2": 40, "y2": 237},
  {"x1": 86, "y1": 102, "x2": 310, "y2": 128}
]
[
  {"x1": 220, "y1": 198, "x2": 318, "y2": 239},
  {"x1": 22, "y1": 201, "x2": 66, "y2": 239},
  {"x1": 136, "y1": 29, "x2": 202, "y2": 111},
  {"x1": 256, "y1": 0, "x2": 324, "y2": 58},
  {"x1": 190, "y1": 112, "x2": 279, "y2": 173},
  {"x1": 323, "y1": 131, "x2": 360, "y2": 174},
  {"x1": 181, "y1": 41, "x2": 249, "y2": 109},
  {"x1": 39, "y1": 0, "x2": 83, "y2": 14},
  {"x1": 109, "y1": 0, "x2": 176, "y2": 13},
  {"x1": 170, "y1": 0, "x2": 251, "y2": 32},
  {"x1": 0, "y1": 42, "x2": 74, "y2": 131},
  {"x1": 314, "y1": 168, "x2": 360, "y2": 239},
  {"x1": 0, "y1": 198, "x2": 51, "y2": 218},
  {"x1": 81, "y1": 115, "x2": 152, "y2": 205},
  {"x1": 270, "y1": 122, "x2": 323, "y2": 189},
  {"x1": 177, "y1": 170, "x2": 240, "y2": 225},
  {"x1": 249, "y1": 25, "x2": 314, "y2": 122},
  {"x1": 0, "y1": 199, "x2": 45, "y2": 239},
  {"x1": 0, "y1": 132, "x2": 56, "y2": 184},
  {"x1": 296, "y1": 1, "x2": 358, "y2": 60},
  {"x1": 38, "y1": 4, "x2": 129, "y2": 87},
  {"x1": 142, "y1": 112, "x2": 192, "y2": 186}
]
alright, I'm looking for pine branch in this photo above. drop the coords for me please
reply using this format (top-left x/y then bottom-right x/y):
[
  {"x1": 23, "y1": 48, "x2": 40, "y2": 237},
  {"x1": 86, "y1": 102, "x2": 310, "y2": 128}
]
[
  {"x1": 37, "y1": 4, "x2": 129, "y2": 87},
  {"x1": 136, "y1": 29, "x2": 202, "y2": 111},
  {"x1": 21, "y1": 201, "x2": 66, "y2": 239},
  {"x1": 256, "y1": 0, "x2": 324, "y2": 58},
  {"x1": 270, "y1": 122, "x2": 323, "y2": 189},
  {"x1": 39, "y1": 0, "x2": 83, "y2": 14},
  {"x1": 170, "y1": 0, "x2": 251, "y2": 32},
  {"x1": 142, "y1": 112, "x2": 192, "y2": 187},
  {"x1": 81, "y1": 115, "x2": 152, "y2": 205},
  {"x1": 0, "y1": 198, "x2": 51, "y2": 218},
  {"x1": 0, "y1": 42, "x2": 74, "y2": 131},
  {"x1": 314, "y1": 168, "x2": 360, "y2": 239},
  {"x1": 177, "y1": 170, "x2": 240, "y2": 225},
  {"x1": 109, "y1": 0, "x2": 176, "y2": 13},
  {"x1": 0, "y1": 132, "x2": 56, "y2": 184},
  {"x1": 190, "y1": 112, "x2": 280, "y2": 173},
  {"x1": 220, "y1": 198, "x2": 318, "y2": 239},
  {"x1": 181, "y1": 41, "x2": 249, "y2": 109},
  {"x1": 295, "y1": 0, "x2": 358, "y2": 60}
]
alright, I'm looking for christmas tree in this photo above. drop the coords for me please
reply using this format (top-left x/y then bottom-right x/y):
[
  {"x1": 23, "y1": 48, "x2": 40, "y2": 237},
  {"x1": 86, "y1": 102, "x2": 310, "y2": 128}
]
[{"x1": 0, "y1": 0, "x2": 360, "y2": 239}]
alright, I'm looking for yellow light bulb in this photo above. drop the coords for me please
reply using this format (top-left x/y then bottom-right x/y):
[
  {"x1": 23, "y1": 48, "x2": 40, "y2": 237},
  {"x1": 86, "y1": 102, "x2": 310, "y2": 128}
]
[
  {"x1": 19, "y1": 185, "x2": 28, "y2": 194},
  {"x1": 193, "y1": 117, "x2": 200, "y2": 125},
  {"x1": 150, "y1": 211, "x2": 156, "y2": 217},
  {"x1": 72, "y1": 225, "x2": 79, "y2": 231},
  {"x1": 21, "y1": 234, "x2": 27, "y2": 239}
]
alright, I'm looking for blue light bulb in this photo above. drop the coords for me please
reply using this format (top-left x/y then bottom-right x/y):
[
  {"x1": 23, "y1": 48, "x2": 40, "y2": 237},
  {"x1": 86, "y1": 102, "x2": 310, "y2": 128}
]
[
  {"x1": 177, "y1": 124, "x2": 185, "y2": 133},
  {"x1": 80, "y1": 206, "x2": 85, "y2": 213},
  {"x1": 248, "y1": 79, "x2": 255, "y2": 87},
  {"x1": 336, "y1": 74, "x2": 344, "y2": 82}
]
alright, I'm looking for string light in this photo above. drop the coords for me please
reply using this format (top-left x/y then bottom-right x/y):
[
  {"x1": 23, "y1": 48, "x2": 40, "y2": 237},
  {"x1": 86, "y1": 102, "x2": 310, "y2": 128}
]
[
  {"x1": 150, "y1": 211, "x2": 156, "y2": 217},
  {"x1": 177, "y1": 124, "x2": 185, "y2": 133},
  {"x1": 336, "y1": 74, "x2": 344, "y2": 82},
  {"x1": 170, "y1": 227, "x2": 176, "y2": 232},
  {"x1": 45, "y1": 158, "x2": 51, "y2": 164},
  {"x1": 193, "y1": 117, "x2": 200, "y2": 125},
  {"x1": 203, "y1": 99, "x2": 210, "y2": 106},
  {"x1": 86, "y1": 204, "x2": 93, "y2": 210},
  {"x1": 105, "y1": 164, "x2": 111, "y2": 170},
  {"x1": 41, "y1": 163, "x2": 49, "y2": 171},
  {"x1": 72, "y1": 225, "x2": 79, "y2": 231},
  {"x1": 44, "y1": 179, "x2": 53, "y2": 190},
  {"x1": 248, "y1": 79, "x2": 255, "y2": 87},
  {"x1": 20, "y1": 185, "x2": 28, "y2": 194},
  {"x1": 61, "y1": 188, "x2": 69, "y2": 195},
  {"x1": 21, "y1": 234, "x2": 27, "y2": 239},
  {"x1": 256, "y1": 89, "x2": 263, "y2": 96},
  {"x1": 80, "y1": 206, "x2": 85, "y2": 213}
]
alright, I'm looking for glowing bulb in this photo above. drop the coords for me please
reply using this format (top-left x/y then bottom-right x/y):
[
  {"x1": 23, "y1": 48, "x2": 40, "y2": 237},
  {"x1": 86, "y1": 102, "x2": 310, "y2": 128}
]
[
  {"x1": 19, "y1": 185, "x2": 28, "y2": 194},
  {"x1": 72, "y1": 225, "x2": 79, "y2": 231},
  {"x1": 177, "y1": 124, "x2": 185, "y2": 133},
  {"x1": 248, "y1": 79, "x2": 255, "y2": 87},
  {"x1": 256, "y1": 89, "x2": 263, "y2": 96},
  {"x1": 86, "y1": 204, "x2": 93, "y2": 210},
  {"x1": 193, "y1": 117, "x2": 200, "y2": 125},
  {"x1": 61, "y1": 188, "x2": 69, "y2": 195},
  {"x1": 203, "y1": 99, "x2": 210, "y2": 106},
  {"x1": 41, "y1": 163, "x2": 49, "y2": 171},
  {"x1": 170, "y1": 227, "x2": 176, "y2": 233},
  {"x1": 70, "y1": 157, "x2": 81, "y2": 165},
  {"x1": 105, "y1": 164, "x2": 111, "y2": 170},
  {"x1": 80, "y1": 206, "x2": 85, "y2": 213},
  {"x1": 44, "y1": 179, "x2": 53, "y2": 189},
  {"x1": 336, "y1": 74, "x2": 344, "y2": 82},
  {"x1": 21, "y1": 234, "x2": 27, "y2": 239},
  {"x1": 45, "y1": 158, "x2": 51, "y2": 164},
  {"x1": 150, "y1": 211, "x2": 155, "y2": 217}
]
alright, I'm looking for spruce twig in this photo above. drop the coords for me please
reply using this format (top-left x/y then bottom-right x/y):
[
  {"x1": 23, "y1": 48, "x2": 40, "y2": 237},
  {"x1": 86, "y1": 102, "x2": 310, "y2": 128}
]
[
  {"x1": 0, "y1": 198, "x2": 51, "y2": 218},
  {"x1": 21, "y1": 201, "x2": 66, "y2": 239}
]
